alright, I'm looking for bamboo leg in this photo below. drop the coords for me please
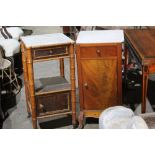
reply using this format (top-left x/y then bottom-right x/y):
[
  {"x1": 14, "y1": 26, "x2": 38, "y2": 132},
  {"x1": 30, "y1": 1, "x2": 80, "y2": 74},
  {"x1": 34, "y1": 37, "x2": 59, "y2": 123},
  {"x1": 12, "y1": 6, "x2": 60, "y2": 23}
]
[
  {"x1": 27, "y1": 48, "x2": 37, "y2": 128},
  {"x1": 76, "y1": 45, "x2": 85, "y2": 129},
  {"x1": 59, "y1": 58, "x2": 65, "y2": 77},
  {"x1": 142, "y1": 66, "x2": 149, "y2": 113},
  {"x1": 21, "y1": 44, "x2": 31, "y2": 117},
  {"x1": 69, "y1": 44, "x2": 77, "y2": 128}
]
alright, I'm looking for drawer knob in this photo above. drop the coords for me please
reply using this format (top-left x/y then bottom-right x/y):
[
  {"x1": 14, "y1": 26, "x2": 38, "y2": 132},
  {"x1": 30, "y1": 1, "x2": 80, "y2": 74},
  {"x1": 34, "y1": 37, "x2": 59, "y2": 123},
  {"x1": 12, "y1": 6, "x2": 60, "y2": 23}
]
[
  {"x1": 50, "y1": 50, "x2": 53, "y2": 54},
  {"x1": 84, "y1": 82, "x2": 88, "y2": 88},
  {"x1": 40, "y1": 104, "x2": 44, "y2": 109},
  {"x1": 96, "y1": 50, "x2": 101, "y2": 54},
  {"x1": 40, "y1": 104, "x2": 46, "y2": 112}
]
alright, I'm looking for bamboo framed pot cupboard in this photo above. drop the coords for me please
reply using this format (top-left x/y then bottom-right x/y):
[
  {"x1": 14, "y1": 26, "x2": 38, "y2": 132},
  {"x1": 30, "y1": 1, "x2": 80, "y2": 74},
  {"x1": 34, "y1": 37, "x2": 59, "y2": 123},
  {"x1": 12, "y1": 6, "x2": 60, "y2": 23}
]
[{"x1": 21, "y1": 33, "x2": 76, "y2": 129}]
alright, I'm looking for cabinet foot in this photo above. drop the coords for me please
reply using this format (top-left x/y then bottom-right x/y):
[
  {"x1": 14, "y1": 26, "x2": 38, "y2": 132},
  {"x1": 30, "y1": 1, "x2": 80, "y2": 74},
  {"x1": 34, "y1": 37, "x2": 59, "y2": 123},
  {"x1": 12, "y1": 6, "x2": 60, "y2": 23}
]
[
  {"x1": 32, "y1": 119, "x2": 37, "y2": 129},
  {"x1": 78, "y1": 111, "x2": 84, "y2": 129},
  {"x1": 73, "y1": 122, "x2": 78, "y2": 129},
  {"x1": 78, "y1": 124, "x2": 84, "y2": 129}
]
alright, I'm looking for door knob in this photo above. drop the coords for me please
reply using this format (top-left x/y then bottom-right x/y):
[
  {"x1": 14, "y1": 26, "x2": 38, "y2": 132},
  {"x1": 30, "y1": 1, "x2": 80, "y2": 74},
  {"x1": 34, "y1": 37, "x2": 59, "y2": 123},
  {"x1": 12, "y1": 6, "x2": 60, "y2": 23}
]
[
  {"x1": 84, "y1": 82, "x2": 88, "y2": 88},
  {"x1": 96, "y1": 49, "x2": 101, "y2": 54}
]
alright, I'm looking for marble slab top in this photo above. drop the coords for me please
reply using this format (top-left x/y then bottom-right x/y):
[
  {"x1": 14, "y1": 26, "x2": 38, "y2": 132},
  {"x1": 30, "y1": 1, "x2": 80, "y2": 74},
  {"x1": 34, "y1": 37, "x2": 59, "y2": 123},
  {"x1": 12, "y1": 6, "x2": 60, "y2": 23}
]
[
  {"x1": 20, "y1": 33, "x2": 74, "y2": 48},
  {"x1": 76, "y1": 30, "x2": 124, "y2": 44}
]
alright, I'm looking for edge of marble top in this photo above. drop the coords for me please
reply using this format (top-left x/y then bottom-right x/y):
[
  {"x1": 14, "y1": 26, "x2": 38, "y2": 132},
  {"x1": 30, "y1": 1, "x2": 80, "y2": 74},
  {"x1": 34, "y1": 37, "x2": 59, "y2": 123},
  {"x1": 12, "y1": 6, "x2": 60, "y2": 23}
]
[
  {"x1": 76, "y1": 30, "x2": 124, "y2": 44},
  {"x1": 20, "y1": 33, "x2": 74, "y2": 48}
]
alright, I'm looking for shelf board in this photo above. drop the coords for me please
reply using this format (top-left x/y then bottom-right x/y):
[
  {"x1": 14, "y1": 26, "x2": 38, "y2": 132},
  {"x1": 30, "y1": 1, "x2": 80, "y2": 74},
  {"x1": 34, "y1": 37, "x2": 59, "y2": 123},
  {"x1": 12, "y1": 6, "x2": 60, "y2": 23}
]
[{"x1": 35, "y1": 76, "x2": 71, "y2": 95}]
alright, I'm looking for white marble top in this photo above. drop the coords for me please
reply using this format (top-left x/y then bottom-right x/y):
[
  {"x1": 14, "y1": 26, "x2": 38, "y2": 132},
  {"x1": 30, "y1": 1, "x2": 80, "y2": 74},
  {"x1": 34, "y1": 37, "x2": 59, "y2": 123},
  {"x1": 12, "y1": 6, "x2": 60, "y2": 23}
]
[
  {"x1": 76, "y1": 30, "x2": 124, "y2": 44},
  {"x1": 20, "y1": 33, "x2": 74, "y2": 48}
]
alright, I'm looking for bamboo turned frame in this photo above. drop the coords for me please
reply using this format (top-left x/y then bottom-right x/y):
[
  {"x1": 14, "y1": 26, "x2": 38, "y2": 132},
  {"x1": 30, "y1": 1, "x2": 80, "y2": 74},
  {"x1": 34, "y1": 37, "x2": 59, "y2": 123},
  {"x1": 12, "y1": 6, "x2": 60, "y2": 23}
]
[
  {"x1": 21, "y1": 41, "x2": 76, "y2": 129},
  {"x1": 69, "y1": 45, "x2": 76, "y2": 126},
  {"x1": 21, "y1": 44, "x2": 31, "y2": 116},
  {"x1": 26, "y1": 48, "x2": 37, "y2": 128}
]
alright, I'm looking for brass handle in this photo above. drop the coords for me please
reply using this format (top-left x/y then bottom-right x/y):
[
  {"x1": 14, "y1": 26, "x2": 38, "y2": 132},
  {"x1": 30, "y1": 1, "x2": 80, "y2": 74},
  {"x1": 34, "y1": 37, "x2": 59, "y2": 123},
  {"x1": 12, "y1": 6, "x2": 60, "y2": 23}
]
[
  {"x1": 96, "y1": 49, "x2": 101, "y2": 54},
  {"x1": 84, "y1": 82, "x2": 88, "y2": 88}
]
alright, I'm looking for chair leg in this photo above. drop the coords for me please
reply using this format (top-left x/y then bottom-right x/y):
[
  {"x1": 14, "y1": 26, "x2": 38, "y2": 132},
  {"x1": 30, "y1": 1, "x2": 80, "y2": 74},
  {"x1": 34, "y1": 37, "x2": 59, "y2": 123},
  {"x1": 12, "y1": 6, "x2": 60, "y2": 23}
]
[
  {"x1": 13, "y1": 71, "x2": 20, "y2": 90},
  {"x1": 9, "y1": 67, "x2": 11, "y2": 81},
  {"x1": 2, "y1": 69, "x2": 3, "y2": 80},
  {"x1": 9, "y1": 67, "x2": 13, "y2": 93},
  {"x1": 3, "y1": 67, "x2": 20, "y2": 94},
  {"x1": 10, "y1": 68, "x2": 20, "y2": 91},
  {"x1": 10, "y1": 66, "x2": 19, "y2": 90}
]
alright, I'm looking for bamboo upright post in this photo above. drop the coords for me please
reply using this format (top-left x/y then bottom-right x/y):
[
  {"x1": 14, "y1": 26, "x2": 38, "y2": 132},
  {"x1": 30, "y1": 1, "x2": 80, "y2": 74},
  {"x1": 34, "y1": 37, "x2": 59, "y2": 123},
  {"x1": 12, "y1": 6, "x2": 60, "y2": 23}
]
[
  {"x1": 21, "y1": 34, "x2": 77, "y2": 129},
  {"x1": 21, "y1": 43, "x2": 31, "y2": 116},
  {"x1": 69, "y1": 44, "x2": 76, "y2": 128},
  {"x1": 27, "y1": 48, "x2": 37, "y2": 128}
]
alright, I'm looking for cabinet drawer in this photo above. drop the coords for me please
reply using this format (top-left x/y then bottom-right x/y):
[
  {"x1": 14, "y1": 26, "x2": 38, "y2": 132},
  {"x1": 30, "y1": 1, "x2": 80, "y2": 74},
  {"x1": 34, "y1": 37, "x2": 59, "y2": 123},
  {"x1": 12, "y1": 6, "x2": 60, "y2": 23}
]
[
  {"x1": 33, "y1": 46, "x2": 68, "y2": 60},
  {"x1": 80, "y1": 46, "x2": 117, "y2": 58},
  {"x1": 36, "y1": 91, "x2": 71, "y2": 117}
]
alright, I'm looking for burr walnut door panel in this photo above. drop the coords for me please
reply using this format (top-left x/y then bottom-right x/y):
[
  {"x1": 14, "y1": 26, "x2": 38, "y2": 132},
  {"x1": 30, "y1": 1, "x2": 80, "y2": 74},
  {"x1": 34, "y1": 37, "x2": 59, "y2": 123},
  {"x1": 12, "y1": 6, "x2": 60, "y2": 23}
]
[{"x1": 81, "y1": 59, "x2": 118, "y2": 110}]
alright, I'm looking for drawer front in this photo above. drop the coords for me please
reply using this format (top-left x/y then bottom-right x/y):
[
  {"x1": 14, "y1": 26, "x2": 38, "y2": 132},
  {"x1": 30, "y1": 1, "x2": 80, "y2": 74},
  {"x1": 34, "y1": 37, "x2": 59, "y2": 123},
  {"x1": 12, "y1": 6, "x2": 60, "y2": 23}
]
[
  {"x1": 80, "y1": 46, "x2": 117, "y2": 58},
  {"x1": 33, "y1": 46, "x2": 68, "y2": 60},
  {"x1": 36, "y1": 91, "x2": 71, "y2": 117}
]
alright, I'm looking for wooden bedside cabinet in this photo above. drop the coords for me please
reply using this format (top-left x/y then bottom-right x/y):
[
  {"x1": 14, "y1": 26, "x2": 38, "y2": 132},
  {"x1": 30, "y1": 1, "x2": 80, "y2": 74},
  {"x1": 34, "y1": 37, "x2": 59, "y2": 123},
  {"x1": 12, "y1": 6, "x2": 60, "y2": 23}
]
[
  {"x1": 21, "y1": 33, "x2": 76, "y2": 129},
  {"x1": 76, "y1": 30, "x2": 124, "y2": 128}
]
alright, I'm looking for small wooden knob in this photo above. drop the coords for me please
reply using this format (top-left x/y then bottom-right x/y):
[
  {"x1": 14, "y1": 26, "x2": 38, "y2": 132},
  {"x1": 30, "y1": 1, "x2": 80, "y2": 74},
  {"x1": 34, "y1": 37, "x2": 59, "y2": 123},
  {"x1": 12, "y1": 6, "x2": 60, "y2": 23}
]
[
  {"x1": 84, "y1": 82, "x2": 88, "y2": 87},
  {"x1": 50, "y1": 50, "x2": 53, "y2": 54},
  {"x1": 40, "y1": 104, "x2": 46, "y2": 112},
  {"x1": 40, "y1": 104, "x2": 44, "y2": 109},
  {"x1": 96, "y1": 49, "x2": 101, "y2": 54}
]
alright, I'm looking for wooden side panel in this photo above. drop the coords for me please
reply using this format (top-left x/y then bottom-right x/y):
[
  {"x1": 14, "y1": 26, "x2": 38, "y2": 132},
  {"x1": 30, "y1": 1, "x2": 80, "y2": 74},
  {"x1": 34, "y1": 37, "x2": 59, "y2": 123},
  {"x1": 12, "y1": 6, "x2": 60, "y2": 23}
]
[{"x1": 81, "y1": 59, "x2": 118, "y2": 110}]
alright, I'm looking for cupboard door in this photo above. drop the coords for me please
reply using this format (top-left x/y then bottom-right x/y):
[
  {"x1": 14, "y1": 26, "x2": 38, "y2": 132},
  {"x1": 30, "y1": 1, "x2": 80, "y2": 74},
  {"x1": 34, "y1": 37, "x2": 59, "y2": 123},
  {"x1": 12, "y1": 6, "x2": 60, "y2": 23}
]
[{"x1": 81, "y1": 59, "x2": 118, "y2": 110}]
